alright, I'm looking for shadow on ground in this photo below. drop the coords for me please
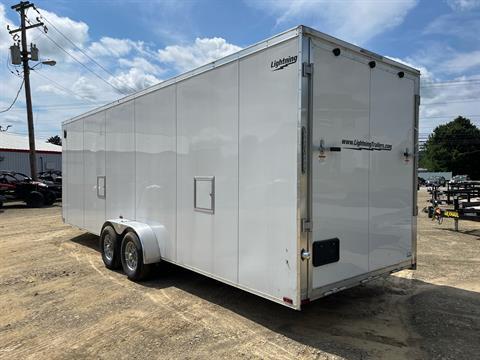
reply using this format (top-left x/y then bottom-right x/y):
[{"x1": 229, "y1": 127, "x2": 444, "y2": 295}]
[
  {"x1": 0, "y1": 202, "x2": 61, "y2": 210},
  {"x1": 440, "y1": 227, "x2": 480, "y2": 240},
  {"x1": 70, "y1": 232, "x2": 480, "y2": 360},
  {"x1": 70, "y1": 233, "x2": 101, "y2": 252}
]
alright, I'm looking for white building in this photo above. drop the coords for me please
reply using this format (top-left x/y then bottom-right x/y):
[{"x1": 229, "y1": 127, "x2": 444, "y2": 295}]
[{"x1": 0, "y1": 132, "x2": 61, "y2": 176}]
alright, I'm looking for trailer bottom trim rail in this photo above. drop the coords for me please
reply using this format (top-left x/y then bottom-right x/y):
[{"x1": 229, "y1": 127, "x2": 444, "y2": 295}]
[{"x1": 307, "y1": 260, "x2": 413, "y2": 302}]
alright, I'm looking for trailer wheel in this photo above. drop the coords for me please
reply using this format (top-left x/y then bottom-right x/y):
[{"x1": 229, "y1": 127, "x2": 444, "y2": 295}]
[
  {"x1": 44, "y1": 191, "x2": 56, "y2": 206},
  {"x1": 121, "y1": 231, "x2": 151, "y2": 281},
  {"x1": 26, "y1": 191, "x2": 44, "y2": 208},
  {"x1": 100, "y1": 225, "x2": 121, "y2": 270}
]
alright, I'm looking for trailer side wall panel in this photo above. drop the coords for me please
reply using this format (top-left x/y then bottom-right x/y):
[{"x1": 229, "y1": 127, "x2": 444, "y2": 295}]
[
  {"x1": 83, "y1": 111, "x2": 106, "y2": 234},
  {"x1": 238, "y1": 38, "x2": 299, "y2": 301},
  {"x1": 135, "y1": 86, "x2": 177, "y2": 262},
  {"x1": 65, "y1": 119, "x2": 84, "y2": 228},
  {"x1": 176, "y1": 61, "x2": 239, "y2": 283},
  {"x1": 106, "y1": 101, "x2": 135, "y2": 221}
]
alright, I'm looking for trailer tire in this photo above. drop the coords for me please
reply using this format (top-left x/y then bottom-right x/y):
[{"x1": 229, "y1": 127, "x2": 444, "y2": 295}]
[
  {"x1": 100, "y1": 225, "x2": 122, "y2": 270},
  {"x1": 121, "y1": 231, "x2": 151, "y2": 281},
  {"x1": 44, "y1": 191, "x2": 56, "y2": 206},
  {"x1": 26, "y1": 191, "x2": 44, "y2": 208}
]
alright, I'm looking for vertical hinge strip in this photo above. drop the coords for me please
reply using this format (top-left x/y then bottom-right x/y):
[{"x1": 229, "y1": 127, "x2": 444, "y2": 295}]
[
  {"x1": 301, "y1": 126, "x2": 308, "y2": 174},
  {"x1": 301, "y1": 218, "x2": 312, "y2": 232},
  {"x1": 302, "y1": 62, "x2": 313, "y2": 77}
]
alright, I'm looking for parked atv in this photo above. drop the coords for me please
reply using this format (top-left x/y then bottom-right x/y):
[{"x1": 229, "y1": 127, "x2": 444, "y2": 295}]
[{"x1": 0, "y1": 171, "x2": 57, "y2": 207}]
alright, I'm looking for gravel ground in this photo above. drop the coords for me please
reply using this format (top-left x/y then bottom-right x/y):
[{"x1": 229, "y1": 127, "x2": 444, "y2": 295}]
[{"x1": 0, "y1": 189, "x2": 479, "y2": 359}]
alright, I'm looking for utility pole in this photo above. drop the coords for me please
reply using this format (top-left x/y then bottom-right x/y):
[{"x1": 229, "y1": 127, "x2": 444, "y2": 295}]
[{"x1": 9, "y1": 1, "x2": 44, "y2": 180}]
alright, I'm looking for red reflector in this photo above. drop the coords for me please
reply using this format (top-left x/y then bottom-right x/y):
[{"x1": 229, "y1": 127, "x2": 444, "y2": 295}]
[
  {"x1": 301, "y1": 298, "x2": 311, "y2": 305},
  {"x1": 283, "y1": 297, "x2": 293, "y2": 304}
]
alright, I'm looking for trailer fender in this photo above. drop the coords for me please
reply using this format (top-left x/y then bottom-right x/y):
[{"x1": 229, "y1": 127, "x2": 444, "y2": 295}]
[{"x1": 103, "y1": 219, "x2": 161, "y2": 264}]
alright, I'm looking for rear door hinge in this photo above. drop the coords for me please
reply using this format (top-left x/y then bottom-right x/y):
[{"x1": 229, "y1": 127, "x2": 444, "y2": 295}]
[
  {"x1": 415, "y1": 94, "x2": 421, "y2": 106},
  {"x1": 302, "y1": 62, "x2": 313, "y2": 77},
  {"x1": 301, "y1": 218, "x2": 312, "y2": 232}
]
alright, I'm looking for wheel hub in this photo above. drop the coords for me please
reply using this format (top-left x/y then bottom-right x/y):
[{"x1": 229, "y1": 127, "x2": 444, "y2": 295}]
[
  {"x1": 125, "y1": 241, "x2": 138, "y2": 271},
  {"x1": 103, "y1": 234, "x2": 114, "y2": 261}
]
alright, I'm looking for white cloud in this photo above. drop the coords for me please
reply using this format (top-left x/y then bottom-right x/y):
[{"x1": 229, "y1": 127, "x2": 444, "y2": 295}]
[
  {"x1": 424, "y1": 12, "x2": 480, "y2": 40},
  {"x1": 71, "y1": 76, "x2": 102, "y2": 100},
  {"x1": 245, "y1": 0, "x2": 418, "y2": 44},
  {"x1": 88, "y1": 37, "x2": 140, "y2": 58},
  {"x1": 158, "y1": 37, "x2": 242, "y2": 72},
  {"x1": 0, "y1": 3, "x2": 246, "y2": 138},
  {"x1": 439, "y1": 50, "x2": 480, "y2": 74},
  {"x1": 420, "y1": 78, "x2": 480, "y2": 132},
  {"x1": 0, "y1": 3, "x2": 14, "y2": 52},
  {"x1": 110, "y1": 68, "x2": 161, "y2": 93},
  {"x1": 37, "y1": 84, "x2": 68, "y2": 96},
  {"x1": 118, "y1": 57, "x2": 163, "y2": 75},
  {"x1": 32, "y1": 8, "x2": 89, "y2": 61},
  {"x1": 386, "y1": 55, "x2": 480, "y2": 132},
  {"x1": 386, "y1": 56, "x2": 435, "y2": 81},
  {"x1": 447, "y1": 0, "x2": 480, "y2": 10}
]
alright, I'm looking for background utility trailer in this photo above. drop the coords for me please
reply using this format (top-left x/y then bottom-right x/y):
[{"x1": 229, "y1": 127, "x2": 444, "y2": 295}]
[{"x1": 62, "y1": 25, "x2": 420, "y2": 310}]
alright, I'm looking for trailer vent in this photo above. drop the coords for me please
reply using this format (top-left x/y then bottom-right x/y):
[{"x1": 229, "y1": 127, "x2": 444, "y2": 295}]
[{"x1": 312, "y1": 238, "x2": 340, "y2": 267}]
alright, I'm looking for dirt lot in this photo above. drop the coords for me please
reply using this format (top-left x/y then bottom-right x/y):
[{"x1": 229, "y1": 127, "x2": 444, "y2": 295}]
[{"x1": 0, "y1": 189, "x2": 479, "y2": 359}]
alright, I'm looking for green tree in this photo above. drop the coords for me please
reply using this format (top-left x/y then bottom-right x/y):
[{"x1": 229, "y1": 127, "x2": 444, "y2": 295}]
[
  {"x1": 46, "y1": 135, "x2": 62, "y2": 146},
  {"x1": 420, "y1": 116, "x2": 480, "y2": 179}
]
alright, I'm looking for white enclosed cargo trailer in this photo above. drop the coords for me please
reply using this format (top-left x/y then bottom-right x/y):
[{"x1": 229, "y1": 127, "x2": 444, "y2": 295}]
[{"x1": 62, "y1": 26, "x2": 420, "y2": 310}]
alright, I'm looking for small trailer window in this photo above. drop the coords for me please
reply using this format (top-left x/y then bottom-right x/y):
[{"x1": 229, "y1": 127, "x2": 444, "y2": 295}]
[{"x1": 194, "y1": 176, "x2": 215, "y2": 214}]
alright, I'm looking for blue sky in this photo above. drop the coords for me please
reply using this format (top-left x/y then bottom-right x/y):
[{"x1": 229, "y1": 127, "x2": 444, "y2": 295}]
[{"x1": 1, "y1": 0, "x2": 479, "y2": 139}]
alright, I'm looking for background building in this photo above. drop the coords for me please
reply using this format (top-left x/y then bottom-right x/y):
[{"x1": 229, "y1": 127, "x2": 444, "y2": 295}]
[{"x1": 0, "y1": 132, "x2": 61, "y2": 176}]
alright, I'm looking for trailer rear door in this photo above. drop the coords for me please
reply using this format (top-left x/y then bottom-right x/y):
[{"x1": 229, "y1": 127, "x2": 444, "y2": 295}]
[
  {"x1": 309, "y1": 39, "x2": 415, "y2": 293},
  {"x1": 310, "y1": 42, "x2": 371, "y2": 289},
  {"x1": 368, "y1": 64, "x2": 415, "y2": 271}
]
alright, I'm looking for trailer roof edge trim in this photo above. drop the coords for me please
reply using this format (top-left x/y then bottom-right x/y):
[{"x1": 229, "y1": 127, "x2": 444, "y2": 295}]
[
  {"x1": 63, "y1": 25, "x2": 420, "y2": 126},
  {"x1": 302, "y1": 27, "x2": 420, "y2": 75}
]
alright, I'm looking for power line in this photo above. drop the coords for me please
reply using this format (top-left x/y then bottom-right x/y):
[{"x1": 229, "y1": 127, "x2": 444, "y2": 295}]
[
  {"x1": 421, "y1": 98, "x2": 480, "y2": 106},
  {"x1": 6, "y1": 52, "x2": 23, "y2": 79},
  {"x1": 0, "y1": 80, "x2": 24, "y2": 114},
  {"x1": 33, "y1": 23, "x2": 129, "y2": 95},
  {"x1": 421, "y1": 79, "x2": 480, "y2": 88},
  {"x1": 421, "y1": 114, "x2": 480, "y2": 119},
  {"x1": 32, "y1": 7, "x2": 137, "y2": 93},
  {"x1": 423, "y1": 78, "x2": 480, "y2": 85},
  {"x1": 7, "y1": 103, "x2": 105, "y2": 111},
  {"x1": 31, "y1": 68, "x2": 99, "y2": 103}
]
